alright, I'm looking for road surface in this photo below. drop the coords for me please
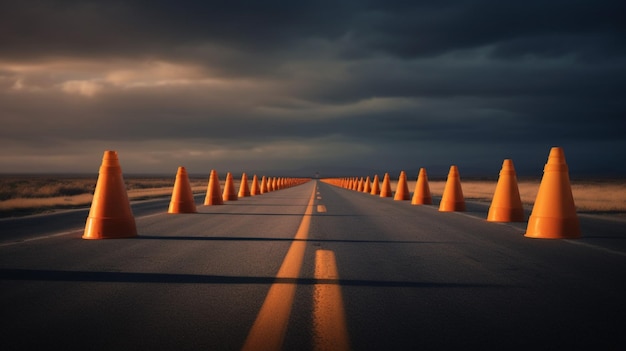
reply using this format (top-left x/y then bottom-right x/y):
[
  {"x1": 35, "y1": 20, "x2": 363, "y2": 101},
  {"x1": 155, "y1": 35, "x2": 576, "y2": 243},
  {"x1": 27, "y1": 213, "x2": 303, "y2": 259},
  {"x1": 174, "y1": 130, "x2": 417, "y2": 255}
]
[{"x1": 1, "y1": 180, "x2": 625, "y2": 350}]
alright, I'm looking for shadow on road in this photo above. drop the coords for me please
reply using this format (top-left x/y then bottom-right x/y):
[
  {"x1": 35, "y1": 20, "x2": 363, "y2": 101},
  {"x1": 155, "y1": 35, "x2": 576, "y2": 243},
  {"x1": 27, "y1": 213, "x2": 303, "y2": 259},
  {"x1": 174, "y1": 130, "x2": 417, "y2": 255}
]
[{"x1": 0, "y1": 268, "x2": 508, "y2": 288}]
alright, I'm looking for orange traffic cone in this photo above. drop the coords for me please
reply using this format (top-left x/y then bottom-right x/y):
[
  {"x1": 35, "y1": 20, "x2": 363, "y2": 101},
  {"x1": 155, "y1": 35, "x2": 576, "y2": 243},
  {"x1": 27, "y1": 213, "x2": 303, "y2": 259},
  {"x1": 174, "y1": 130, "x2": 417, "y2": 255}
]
[
  {"x1": 83, "y1": 151, "x2": 137, "y2": 239},
  {"x1": 204, "y1": 170, "x2": 224, "y2": 205},
  {"x1": 357, "y1": 177, "x2": 364, "y2": 192},
  {"x1": 411, "y1": 168, "x2": 433, "y2": 205},
  {"x1": 223, "y1": 172, "x2": 238, "y2": 201},
  {"x1": 439, "y1": 165, "x2": 466, "y2": 212},
  {"x1": 394, "y1": 171, "x2": 410, "y2": 200},
  {"x1": 260, "y1": 176, "x2": 268, "y2": 193},
  {"x1": 380, "y1": 173, "x2": 392, "y2": 197},
  {"x1": 349, "y1": 178, "x2": 356, "y2": 191},
  {"x1": 168, "y1": 166, "x2": 197, "y2": 214},
  {"x1": 487, "y1": 159, "x2": 524, "y2": 222},
  {"x1": 525, "y1": 147, "x2": 581, "y2": 239},
  {"x1": 363, "y1": 176, "x2": 371, "y2": 193},
  {"x1": 250, "y1": 174, "x2": 261, "y2": 195},
  {"x1": 238, "y1": 172, "x2": 251, "y2": 197},
  {"x1": 370, "y1": 174, "x2": 380, "y2": 195}
]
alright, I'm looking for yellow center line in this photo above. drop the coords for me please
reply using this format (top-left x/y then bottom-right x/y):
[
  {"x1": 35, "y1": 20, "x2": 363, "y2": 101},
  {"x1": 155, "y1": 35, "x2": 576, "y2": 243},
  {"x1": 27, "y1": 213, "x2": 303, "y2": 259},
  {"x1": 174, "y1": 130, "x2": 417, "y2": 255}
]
[
  {"x1": 241, "y1": 183, "x2": 317, "y2": 351},
  {"x1": 313, "y1": 250, "x2": 351, "y2": 351}
]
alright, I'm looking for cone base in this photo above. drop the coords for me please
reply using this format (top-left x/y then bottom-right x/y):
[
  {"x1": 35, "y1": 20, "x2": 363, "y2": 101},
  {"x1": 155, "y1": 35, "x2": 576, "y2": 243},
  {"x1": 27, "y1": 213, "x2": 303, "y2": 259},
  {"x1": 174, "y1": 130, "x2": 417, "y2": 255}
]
[
  {"x1": 487, "y1": 207, "x2": 525, "y2": 222},
  {"x1": 439, "y1": 202, "x2": 466, "y2": 212},
  {"x1": 83, "y1": 216, "x2": 137, "y2": 239},
  {"x1": 394, "y1": 193, "x2": 410, "y2": 201},
  {"x1": 168, "y1": 202, "x2": 197, "y2": 214},
  {"x1": 524, "y1": 215, "x2": 581, "y2": 239},
  {"x1": 411, "y1": 197, "x2": 433, "y2": 205}
]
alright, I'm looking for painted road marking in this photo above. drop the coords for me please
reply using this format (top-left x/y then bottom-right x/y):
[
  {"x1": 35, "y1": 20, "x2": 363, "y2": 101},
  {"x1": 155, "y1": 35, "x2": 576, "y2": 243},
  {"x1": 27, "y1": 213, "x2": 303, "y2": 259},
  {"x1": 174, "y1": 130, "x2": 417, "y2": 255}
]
[
  {"x1": 313, "y1": 249, "x2": 351, "y2": 351},
  {"x1": 317, "y1": 205, "x2": 327, "y2": 213},
  {"x1": 0, "y1": 211, "x2": 166, "y2": 247},
  {"x1": 0, "y1": 229, "x2": 82, "y2": 247},
  {"x1": 241, "y1": 184, "x2": 317, "y2": 351}
]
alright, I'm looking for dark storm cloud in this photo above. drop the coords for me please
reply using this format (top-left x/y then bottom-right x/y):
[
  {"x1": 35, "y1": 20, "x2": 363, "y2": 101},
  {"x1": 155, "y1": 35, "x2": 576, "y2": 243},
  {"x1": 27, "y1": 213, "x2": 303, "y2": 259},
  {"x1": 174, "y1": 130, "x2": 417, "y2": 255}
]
[
  {"x1": 3, "y1": 1, "x2": 624, "y2": 61},
  {"x1": 349, "y1": 1, "x2": 626, "y2": 60},
  {"x1": 1, "y1": 0, "x2": 625, "y2": 175}
]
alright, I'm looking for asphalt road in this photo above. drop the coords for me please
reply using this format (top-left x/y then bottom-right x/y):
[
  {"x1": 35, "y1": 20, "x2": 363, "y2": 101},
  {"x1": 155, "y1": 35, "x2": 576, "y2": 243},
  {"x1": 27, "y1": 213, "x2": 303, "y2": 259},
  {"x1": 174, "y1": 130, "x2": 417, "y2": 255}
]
[{"x1": 1, "y1": 180, "x2": 625, "y2": 350}]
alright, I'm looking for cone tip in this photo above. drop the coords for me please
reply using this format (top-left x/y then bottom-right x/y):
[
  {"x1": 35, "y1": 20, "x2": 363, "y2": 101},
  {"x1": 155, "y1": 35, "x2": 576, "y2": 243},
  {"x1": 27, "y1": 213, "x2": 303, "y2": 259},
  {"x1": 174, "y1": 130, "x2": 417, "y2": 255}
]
[
  {"x1": 102, "y1": 150, "x2": 118, "y2": 160},
  {"x1": 548, "y1": 146, "x2": 566, "y2": 164},
  {"x1": 502, "y1": 159, "x2": 514, "y2": 169},
  {"x1": 100, "y1": 150, "x2": 121, "y2": 168}
]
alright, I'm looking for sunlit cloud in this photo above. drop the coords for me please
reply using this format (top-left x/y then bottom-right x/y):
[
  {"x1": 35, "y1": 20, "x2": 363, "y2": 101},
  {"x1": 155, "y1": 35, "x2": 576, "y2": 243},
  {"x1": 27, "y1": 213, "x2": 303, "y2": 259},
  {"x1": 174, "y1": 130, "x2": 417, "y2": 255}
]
[
  {"x1": 0, "y1": 59, "x2": 248, "y2": 97},
  {"x1": 60, "y1": 80, "x2": 103, "y2": 97}
]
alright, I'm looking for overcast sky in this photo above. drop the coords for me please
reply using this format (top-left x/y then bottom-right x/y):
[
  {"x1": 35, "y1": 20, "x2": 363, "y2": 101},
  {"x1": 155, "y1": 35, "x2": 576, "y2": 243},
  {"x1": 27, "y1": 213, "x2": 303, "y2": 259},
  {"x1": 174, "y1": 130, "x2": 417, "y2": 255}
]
[{"x1": 1, "y1": 0, "x2": 625, "y2": 178}]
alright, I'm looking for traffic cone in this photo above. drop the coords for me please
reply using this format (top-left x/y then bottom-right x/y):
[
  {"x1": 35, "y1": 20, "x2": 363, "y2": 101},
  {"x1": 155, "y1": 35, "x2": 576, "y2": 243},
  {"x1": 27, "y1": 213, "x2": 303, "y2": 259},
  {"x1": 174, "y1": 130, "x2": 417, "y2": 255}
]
[
  {"x1": 204, "y1": 170, "x2": 224, "y2": 205},
  {"x1": 525, "y1": 147, "x2": 581, "y2": 239},
  {"x1": 380, "y1": 173, "x2": 392, "y2": 197},
  {"x1": 370, "y1": 174, "x2": 380, "y2": 195},
  {"x1": 363, "y1": 176, "x2": 371, "y2": 193},
  {"x1": 394, "y1": 171, "x2": 410, "y2": 200},
  {"x1": 83, "y1": 151, "x2": 137, "y2": 239},
  {"x1": 439, "y1": 165, "x2": 466, "y2": 212},
  {"x1": 223, "y1": 172, "x2": 238, "y2": 201},
  {"x1": 250, "y1": 174, "x2": 261, "y2": 195},
  {"x1": 260, "y1": 176, "x2": 268, "y2": 193},
  {"x1": 411, "y1": 168, "x2": 433, "y2": 205},
  {"x1": 168, "y1": 166, "x2": 197, "y2": 214},
  {"x1": 487, "y1": 159, "x2": 524, "y2": 222},
  {"x1": 238, "y1": 172, "x2": 251, "y2": 197},
  {"x1": 357, "y1": 177, "x2": 364, "y2": 192}
]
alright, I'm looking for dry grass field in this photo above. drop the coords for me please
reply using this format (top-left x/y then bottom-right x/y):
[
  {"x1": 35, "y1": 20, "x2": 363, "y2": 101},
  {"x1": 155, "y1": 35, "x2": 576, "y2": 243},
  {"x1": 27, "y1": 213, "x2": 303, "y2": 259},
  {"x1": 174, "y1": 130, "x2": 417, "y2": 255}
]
[
  {"x1": 0, "y1": 175, "x2": 624, "y2": 218},
  {"x1": 0, "y1": 175, "x2": 209, "y2": 217},
  {"x1": 422, "y1": 180, "x2": 626, "y2": 213}
]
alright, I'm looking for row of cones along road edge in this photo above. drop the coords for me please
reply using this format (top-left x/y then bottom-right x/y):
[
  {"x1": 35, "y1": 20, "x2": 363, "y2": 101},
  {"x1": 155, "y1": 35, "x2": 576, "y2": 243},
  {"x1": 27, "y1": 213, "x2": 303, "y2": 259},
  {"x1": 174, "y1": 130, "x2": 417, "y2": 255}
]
[
  {"x1": 323, "y1": 146, "x2": 581, "y2": 239},
  {"x1": 83, "y1": 147, "x2": 580, "y2": 240},
  {"x1": 484, "y1": 148, "x2": 580, "y2": 238},
  {"x1": 173, "y1": 146, "x2": 582, "y2": 240}
]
